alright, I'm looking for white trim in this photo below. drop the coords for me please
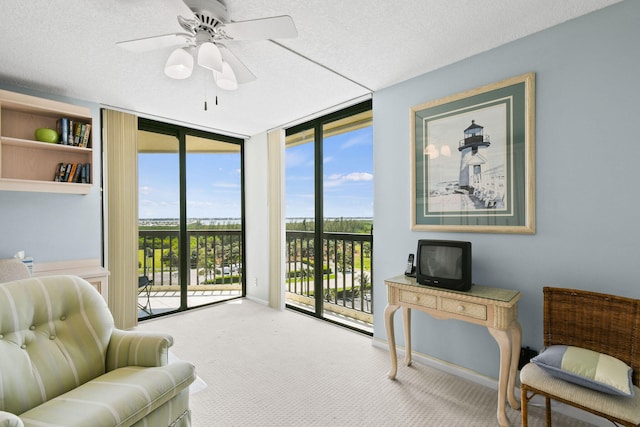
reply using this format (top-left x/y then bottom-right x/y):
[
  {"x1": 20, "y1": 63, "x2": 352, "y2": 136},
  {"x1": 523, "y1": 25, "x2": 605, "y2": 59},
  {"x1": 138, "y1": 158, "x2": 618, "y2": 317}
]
[
  {"x1": 271, "y1": 94, "x2": 372, "y2": 132},
  {"x1": 100, "y1": 103, "x2": 250, "y2": 140},
  {"x1": 245, "y1": 295, "x2": 269, "y2": 306}
]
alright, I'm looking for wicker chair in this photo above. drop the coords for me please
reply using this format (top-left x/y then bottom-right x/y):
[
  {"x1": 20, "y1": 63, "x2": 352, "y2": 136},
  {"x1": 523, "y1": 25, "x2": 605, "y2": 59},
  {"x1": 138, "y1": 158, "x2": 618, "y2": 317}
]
[{"x1": 520, "y1": 287, "x2": 640, "y2": 426}]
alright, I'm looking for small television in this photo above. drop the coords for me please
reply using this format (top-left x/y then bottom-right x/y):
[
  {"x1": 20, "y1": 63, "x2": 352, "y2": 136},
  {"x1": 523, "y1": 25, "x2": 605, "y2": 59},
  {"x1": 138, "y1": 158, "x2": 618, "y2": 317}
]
[{"x1": 415, "y1": 240, "x2": 472, "y2": 291}]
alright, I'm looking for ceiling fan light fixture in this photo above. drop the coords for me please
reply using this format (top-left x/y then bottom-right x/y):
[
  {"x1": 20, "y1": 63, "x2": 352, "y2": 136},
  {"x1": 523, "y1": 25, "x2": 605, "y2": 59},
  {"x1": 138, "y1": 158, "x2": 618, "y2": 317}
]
[
  {"x1": 164, "y1": 48, "x2": 194, "y2": 79},
  {"x1": 213, "y1": 62, "x2": 238, "y2": 91},
  {"x1": 197, "y1": 42, "x2": 223, "y2": 73}
]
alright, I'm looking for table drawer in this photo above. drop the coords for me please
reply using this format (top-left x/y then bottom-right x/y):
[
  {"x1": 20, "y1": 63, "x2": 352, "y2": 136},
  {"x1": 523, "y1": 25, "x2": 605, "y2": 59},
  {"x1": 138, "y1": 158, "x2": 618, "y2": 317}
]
[
  {"x1": 399, "y1": 290, "x2": 437, "y2": 309},
  {"x1": 440, "y1": 298, "x2": 487, "y2": 320}
]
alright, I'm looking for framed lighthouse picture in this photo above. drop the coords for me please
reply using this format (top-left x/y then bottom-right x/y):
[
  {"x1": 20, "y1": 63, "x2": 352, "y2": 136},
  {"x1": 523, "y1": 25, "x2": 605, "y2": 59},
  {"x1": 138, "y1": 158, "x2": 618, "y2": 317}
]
[{"x1": 411, "y1": 72, "x2": 535, "y2": 234}]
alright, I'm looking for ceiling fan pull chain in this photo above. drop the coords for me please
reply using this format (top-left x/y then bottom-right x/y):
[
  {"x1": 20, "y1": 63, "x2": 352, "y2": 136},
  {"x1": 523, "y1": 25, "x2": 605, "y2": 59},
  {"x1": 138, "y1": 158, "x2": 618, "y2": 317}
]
[{"x1": 204, "y1": 72, "x2": 209, "y2": 111}]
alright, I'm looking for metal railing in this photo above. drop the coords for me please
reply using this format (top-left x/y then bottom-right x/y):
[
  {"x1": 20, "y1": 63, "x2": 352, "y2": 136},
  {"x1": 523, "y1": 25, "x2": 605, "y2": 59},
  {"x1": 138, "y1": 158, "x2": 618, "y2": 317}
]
[
  {"x1": 139, "y1": 228, "x2": 373, "y2": 325},
  {"x1": 138, "y1": 229, "x2": 243, "y2": 288},
  {"x1": 286, "y1": 230, "x2": 373, "y2": 324}
]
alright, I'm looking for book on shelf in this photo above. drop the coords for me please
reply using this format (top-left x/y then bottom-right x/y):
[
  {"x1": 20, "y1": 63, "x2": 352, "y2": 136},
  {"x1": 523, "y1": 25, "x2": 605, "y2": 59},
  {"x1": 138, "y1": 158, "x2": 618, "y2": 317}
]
[
  {"x1": 54, "y1": 118, "x2": 91, "y2": 147},
  {"x1": 54, "y1": 162, "x2": 65, "y2": 181},
  {"x1": 66, "y1": 163, "x2": 78, "y2": 182},
  {"x1": 73, "y1": 122, "x2": 82, "y2": 146},
  {"x1": 80, "y1": 124, "x2": 91, "y2": 147},
  {"x1": 81, "y1": 162, "x2": 91, "y2": 183},
  {"x1": 62, "y1": 163, "x2": 72, "y2": 181},
  {"x1": 73, "y1": 164, "x2": 83, "y2": 182},
  {"x1": 56, "y1": 118, "x2": 69, "y2": 145},
  {"x1": 68, "y1": 120, "x2": 74, "y2": 146},
  {"x1": 53, "y1": 162, "x2": 90, "y2": 184}
]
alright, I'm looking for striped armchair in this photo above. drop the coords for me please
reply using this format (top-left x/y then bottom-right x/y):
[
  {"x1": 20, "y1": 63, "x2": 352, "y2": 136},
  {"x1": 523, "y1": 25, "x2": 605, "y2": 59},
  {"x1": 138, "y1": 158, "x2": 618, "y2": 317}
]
[{"x1": 0, "y1": 275, "x2": 195, "y2": 427}]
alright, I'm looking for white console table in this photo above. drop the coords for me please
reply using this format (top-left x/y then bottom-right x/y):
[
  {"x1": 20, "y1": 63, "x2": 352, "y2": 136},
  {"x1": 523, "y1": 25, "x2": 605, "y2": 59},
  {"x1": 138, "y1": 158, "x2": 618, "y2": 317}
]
[
  {"x1": 384, "y1": 275, "x2": 522, "y2": 427},
  {"x1": 33, "y1": 258, "x2": 109, "y2": 302}
]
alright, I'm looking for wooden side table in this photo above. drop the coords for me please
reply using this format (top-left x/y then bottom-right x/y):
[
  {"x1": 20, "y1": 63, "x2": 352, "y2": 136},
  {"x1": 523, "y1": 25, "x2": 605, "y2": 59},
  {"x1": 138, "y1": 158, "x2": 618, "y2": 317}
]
[
  {"x1": 33, "y1": 258, "x2": 109, "y2": 302},
  {"x1": 384, "y1": 275, "x2": 522, "y2": 427}
]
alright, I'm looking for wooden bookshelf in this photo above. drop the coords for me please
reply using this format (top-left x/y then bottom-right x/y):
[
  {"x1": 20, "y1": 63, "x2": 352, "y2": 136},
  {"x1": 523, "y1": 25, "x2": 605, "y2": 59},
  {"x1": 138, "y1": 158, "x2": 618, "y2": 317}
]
[{"x1": 0, "y1": 89, "x2": 93, "y2": 194}]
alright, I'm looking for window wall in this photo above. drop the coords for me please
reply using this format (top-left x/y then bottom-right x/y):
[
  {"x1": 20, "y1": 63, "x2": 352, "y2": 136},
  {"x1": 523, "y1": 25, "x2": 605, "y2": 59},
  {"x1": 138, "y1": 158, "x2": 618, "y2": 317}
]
[
  {"x1": 285, "y1": 100, "x2": 373, "y2": 333},
  {"x1": 137, "y1": 118, "x2": 245, "y2": 319}
]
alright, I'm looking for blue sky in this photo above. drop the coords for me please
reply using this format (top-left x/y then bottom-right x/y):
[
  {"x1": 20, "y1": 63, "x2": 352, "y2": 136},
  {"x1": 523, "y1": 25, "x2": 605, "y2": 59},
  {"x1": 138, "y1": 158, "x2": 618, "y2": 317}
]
[
  {"x1": 139, "y1": 152, "x2": 242, "y2": 219},
  {"x1": 286, "y1": 125, "x2": 373, "y2": 218},
  {"x1": 138, "y1": 125, "x2": 373, "y2": 219}
]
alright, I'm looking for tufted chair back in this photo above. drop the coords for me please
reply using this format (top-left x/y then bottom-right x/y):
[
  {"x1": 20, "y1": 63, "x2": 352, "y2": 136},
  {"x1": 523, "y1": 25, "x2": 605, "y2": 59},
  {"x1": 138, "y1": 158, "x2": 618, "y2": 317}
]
[{"x1": 0, "y1": 275, "x2": 114, "y2": 415}]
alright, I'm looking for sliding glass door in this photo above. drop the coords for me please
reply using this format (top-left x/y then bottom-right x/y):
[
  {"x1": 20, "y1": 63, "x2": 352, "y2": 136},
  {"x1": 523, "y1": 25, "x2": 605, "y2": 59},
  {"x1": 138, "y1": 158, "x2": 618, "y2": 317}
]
[
  {"x1": 185, "y1": 135, "x2": 244, "y2": 308},
  {"x1": 137, "y1": 119, "x2": 245, "y2": 319}
]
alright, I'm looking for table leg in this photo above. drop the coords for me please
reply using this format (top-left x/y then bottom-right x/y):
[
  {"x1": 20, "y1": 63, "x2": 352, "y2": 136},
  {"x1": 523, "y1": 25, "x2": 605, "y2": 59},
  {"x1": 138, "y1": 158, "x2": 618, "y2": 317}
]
[
  {"x1": 507, "y1": 320, "x2": 522, "y2": 410},
  {"x1": 402, "y1": 306, "x2": 413, "y2": 366},
  {"x1": 384, "y1": 303, "x2": 400, "y2": 379},
  {"x1": 488, "y1": 326, "x2": 514, "y2": 427}
]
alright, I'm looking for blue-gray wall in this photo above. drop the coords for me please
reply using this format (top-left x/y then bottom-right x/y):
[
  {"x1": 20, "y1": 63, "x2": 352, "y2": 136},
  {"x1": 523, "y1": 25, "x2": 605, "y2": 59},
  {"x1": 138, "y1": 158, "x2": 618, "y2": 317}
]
[
  {"x1": 0, "y1": 84, "x2": 102, "y2": 263},
  {"x1": 372, "y1": 0, "x2": 640, "y2": 380}
]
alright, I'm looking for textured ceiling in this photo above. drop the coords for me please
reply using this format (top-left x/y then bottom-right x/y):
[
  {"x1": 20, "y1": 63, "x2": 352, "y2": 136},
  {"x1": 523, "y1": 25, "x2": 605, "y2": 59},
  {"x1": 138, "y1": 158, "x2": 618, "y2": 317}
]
[{"x1": 0, "y1": 0, "x2": 622, "y2": 138}]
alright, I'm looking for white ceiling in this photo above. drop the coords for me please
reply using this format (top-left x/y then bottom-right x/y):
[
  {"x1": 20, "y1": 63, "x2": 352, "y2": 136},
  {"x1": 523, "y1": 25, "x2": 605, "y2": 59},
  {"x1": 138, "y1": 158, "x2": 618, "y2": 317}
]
[{"x1": 0, "y1": 0, "x2": 621, "y2": 138}]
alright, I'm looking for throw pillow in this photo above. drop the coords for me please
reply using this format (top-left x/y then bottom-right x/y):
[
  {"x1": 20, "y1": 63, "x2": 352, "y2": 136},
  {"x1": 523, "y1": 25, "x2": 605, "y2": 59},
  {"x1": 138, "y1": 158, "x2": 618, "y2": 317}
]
[{"x1": 531, "y1": 345, "x2": 634, "y2": 397}]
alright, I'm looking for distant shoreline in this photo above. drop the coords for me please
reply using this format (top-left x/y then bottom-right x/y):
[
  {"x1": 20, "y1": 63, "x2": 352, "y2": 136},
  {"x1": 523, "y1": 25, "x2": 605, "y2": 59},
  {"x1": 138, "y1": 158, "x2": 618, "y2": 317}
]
[{"x1": 140, "y1": 216, "x2": 373, "y2": 224}]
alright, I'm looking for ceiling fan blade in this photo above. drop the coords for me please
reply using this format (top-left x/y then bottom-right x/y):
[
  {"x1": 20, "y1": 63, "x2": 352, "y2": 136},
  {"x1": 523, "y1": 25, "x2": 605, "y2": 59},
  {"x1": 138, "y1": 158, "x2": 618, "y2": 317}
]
[
  {"x1": 117, "y1": 33, "x2": 192, "y2": 53},
  {"x1": 223, "y1": 16, "x2": 297, "y2": 40},
  {"x1": 219, "y1": 45, "x2": 256, "y2": 84}
]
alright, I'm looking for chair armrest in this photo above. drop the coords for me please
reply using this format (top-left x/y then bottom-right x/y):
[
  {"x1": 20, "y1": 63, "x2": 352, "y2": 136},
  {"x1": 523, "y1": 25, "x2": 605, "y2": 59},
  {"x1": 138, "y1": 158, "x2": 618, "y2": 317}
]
[
  {"x1": 106, "y1": 329, "x2": 174, "y2": 371},
  {"x1": 0, "y1": 411, "x2": 23, "y2": 427}
]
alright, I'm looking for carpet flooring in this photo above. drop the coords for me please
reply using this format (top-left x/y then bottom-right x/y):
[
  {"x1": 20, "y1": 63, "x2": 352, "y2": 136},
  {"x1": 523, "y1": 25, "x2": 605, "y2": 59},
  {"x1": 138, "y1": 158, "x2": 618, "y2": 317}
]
[{"x1": 136, "y1": 299, "x2": 595, "y2": 426}]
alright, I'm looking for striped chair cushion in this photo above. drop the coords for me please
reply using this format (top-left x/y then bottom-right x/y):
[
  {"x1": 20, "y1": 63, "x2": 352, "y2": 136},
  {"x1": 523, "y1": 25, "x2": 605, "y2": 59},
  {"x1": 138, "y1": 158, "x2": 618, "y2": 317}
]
[
  {"x1": 521, "y1": 363, "x2": 640, "y2": 425},
  {"x1": 19, "y1": 361, "x2": 195, "y2": 427}
]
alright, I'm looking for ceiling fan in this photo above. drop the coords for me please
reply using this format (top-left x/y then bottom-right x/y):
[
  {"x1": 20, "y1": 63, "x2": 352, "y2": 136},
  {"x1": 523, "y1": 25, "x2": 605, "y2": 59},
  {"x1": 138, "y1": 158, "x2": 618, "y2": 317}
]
[{"x1": 117, "y1": 0, "x2": 298, "y2": 91}]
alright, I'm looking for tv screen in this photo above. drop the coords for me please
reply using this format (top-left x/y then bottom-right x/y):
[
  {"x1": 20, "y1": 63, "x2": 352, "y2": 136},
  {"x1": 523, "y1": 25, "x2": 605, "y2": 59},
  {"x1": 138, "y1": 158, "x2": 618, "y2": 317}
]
[{"x1": 415, "y1": 240, "x2": 472, "y2": 291}]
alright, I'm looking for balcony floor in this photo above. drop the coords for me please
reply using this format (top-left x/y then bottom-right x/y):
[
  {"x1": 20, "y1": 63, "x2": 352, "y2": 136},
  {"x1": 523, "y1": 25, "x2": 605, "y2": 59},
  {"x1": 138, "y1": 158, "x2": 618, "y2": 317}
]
[{"x1": 138, "y1": 287, "x2": 242, "y2": 319}]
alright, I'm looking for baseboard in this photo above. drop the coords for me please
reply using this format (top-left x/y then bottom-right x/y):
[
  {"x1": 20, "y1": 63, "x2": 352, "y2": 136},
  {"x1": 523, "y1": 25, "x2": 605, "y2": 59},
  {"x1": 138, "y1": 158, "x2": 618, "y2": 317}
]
[
  {"x1": 371, "y1": 337, "x2": 610, "y2": 427},
  {"x1": 371, "y1": 337, "x2": 499, "y2": 389},
  {"x1": 245, "y1": 294, "x2": 269, "y2": 306}
]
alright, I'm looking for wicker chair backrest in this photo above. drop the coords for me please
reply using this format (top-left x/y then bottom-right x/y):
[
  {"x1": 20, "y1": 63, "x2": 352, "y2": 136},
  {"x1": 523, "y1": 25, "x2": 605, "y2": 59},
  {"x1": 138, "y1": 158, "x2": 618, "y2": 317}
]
[{"x1": 543, "y1": 287, "x2": 640, "y2": 387}]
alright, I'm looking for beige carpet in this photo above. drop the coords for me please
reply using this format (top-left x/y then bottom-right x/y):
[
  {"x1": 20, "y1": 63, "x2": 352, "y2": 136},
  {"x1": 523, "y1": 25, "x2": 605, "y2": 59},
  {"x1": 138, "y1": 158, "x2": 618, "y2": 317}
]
[{"x1": 136, "y1": 299, "x2": 594, "y2": 427}]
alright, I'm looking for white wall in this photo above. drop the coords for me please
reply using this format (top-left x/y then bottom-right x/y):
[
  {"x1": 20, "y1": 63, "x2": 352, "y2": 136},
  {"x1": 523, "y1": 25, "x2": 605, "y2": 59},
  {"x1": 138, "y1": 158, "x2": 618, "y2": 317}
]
[
  {"x1": 0, "y1": 84, "x2": 102, "y2": 263},
  {"x1": 244, "y1": 132, "x2": 270, "y2": 304},
  {"x1": 372, "y1": 0, "x2": 640, "y2": 380}
]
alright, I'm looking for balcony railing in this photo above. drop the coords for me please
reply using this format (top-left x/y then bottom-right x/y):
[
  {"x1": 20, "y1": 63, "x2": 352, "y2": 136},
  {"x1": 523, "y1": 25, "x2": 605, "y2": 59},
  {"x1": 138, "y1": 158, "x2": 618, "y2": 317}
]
[
  {"x1": 286, "y1": 230, "x2": 373, "y2": 326},
  {"x1": 139, "y1": 228, "x2": 373, "y2": 327},
  {"x1": 138, "y1": 229, "x2": 243, "y2": 289}
]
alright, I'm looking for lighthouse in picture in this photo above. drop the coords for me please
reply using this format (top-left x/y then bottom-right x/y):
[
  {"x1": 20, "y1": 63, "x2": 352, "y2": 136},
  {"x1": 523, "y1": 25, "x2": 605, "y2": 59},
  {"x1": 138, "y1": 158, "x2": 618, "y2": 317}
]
[{"x1": 458, "y1": 120, "x2": 491, "y2": 193}]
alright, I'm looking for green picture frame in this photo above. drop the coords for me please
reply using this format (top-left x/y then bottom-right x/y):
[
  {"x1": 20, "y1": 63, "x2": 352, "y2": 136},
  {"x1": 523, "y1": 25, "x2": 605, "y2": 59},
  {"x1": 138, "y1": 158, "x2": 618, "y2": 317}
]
[{"x1": 411, "y1": 73, "x2": 535, "y2": 234}]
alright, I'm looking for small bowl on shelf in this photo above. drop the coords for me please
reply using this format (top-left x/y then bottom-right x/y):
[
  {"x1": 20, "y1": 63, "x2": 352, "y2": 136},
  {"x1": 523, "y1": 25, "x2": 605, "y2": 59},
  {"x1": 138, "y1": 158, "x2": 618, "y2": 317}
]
[{"x1": 34, "y1": 127, "x2": 59, "y2": 143}]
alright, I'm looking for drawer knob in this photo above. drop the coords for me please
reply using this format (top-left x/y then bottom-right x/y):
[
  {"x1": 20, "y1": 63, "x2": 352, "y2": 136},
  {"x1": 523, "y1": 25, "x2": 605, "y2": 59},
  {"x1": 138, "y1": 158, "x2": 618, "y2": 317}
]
[{"x1": 457, "y1": 305, "x2": 465, "y2": 312}]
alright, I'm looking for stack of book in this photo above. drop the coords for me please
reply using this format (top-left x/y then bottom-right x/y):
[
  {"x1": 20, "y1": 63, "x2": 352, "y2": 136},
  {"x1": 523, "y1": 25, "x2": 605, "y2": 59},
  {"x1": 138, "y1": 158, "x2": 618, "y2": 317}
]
[
  {"x1": 53, "y1": 163, "x2": 91, "y2": 184},
  {"x1": 56, "y1": 118, "x2": 91, "y2": 147}
]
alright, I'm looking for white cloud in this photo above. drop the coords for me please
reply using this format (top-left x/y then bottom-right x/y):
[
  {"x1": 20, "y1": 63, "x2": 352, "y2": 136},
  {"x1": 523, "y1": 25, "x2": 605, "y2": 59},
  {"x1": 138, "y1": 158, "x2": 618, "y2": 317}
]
[
  {"x1": 139, "y1": 185, "x2": 153, "y2": 195},
  {"x1": 325, "y1": 172, "x2": 373, "y2": 187},
  {"x1": 212, "y1": 182, "x2": 240, "y2": 189},
  {"x1": 340, "y1": 133, "x2": 371, "y2": 150}
]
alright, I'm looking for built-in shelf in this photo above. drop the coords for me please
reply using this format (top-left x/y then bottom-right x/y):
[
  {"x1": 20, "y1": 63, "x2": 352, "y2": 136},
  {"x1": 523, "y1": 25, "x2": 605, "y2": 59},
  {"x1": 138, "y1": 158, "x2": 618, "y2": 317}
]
[{"x1": 0, "y1": 89, "x2": 93, "y2": 195}]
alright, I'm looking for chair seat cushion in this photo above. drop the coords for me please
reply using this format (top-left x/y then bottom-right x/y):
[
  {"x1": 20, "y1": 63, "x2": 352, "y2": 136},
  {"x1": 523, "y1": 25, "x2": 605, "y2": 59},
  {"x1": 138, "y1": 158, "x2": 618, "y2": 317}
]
[
  {"x1": 18, "y1": 361, "x2": 195, "y2": 427},
  {"x1": 521, "y1": 363, "x2": 640, "y2": 425},
  {"x1": 531, "y1": 345, "x2": 634, "y2": 397}
]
